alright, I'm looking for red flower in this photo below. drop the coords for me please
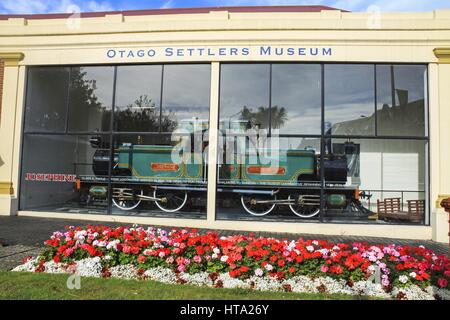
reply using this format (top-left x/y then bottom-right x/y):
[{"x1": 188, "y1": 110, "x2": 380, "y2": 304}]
[
  {"x1": 138, "y1": 255, "x2": 147, "y2": 263},
  {"x1": 277, "y1": 259, "x2": 285, "y2": 267},
  {"x1": 53, "y1": 255, "x2": 61, "y2": 263},
  {"x1": 87, "y1": 246, "x2": 96, "y2": 257},
  {"x1": 270, "y1": 255, "x2": 278, "y2": 263},
  {"x1": 288, "y1": 266, "x2": 295, "y2": 273},
  {"x1": 229, "y1": 270, "x2": 241, "y2": 278},
  {"x1": 239, "y1": 266, "x2": 249, "y2": 273},
  {"x1": 196, "y1": 246, "x2": 205, "y2": 255},
  {"x1": 295, "y1": 255, "x2": 303, "y2": 263}
]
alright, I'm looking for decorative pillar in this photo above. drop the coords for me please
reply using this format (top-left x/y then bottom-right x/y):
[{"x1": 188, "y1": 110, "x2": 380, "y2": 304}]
[
  {"x1": 432, "y1": 48, "x2": 450, "y2": 242},
  {"x1": 206, "y1": 62, "x2": 220, "y2": 224},
  {"x1": 0, "y1": 52, "x2": 24, "y2": 215}
]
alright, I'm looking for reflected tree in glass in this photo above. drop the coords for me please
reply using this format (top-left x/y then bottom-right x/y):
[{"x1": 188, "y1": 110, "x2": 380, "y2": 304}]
[{"x1": 68, "y1": 67, "x2": 114, "y2": 132}]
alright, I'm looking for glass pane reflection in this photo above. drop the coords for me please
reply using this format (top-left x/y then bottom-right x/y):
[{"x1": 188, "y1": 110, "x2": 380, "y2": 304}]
[
  {"x1": 325, "y1": 64, "x2": 375, "y2": 136},
  {"x1": 161, "y1": 64, "x2": 211, "y2": 133}
]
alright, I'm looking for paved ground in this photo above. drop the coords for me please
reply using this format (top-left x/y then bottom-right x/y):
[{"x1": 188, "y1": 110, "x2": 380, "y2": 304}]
[{"x1": 0, "y1": 216, "x2": 448, "y2": 271}]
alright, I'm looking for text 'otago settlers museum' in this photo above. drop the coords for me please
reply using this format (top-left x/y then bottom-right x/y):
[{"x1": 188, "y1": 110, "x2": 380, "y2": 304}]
[{"x1": 106, "y1": 46, "x2": 333, "y2": 59}]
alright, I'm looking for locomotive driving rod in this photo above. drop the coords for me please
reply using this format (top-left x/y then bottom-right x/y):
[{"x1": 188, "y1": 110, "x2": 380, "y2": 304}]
[
  {"x1": 113, "y1": 191, "x2": 164, "y2": 202},
  {"x1": 251, "y1": 199, "x2": 320, "y2": 206}
]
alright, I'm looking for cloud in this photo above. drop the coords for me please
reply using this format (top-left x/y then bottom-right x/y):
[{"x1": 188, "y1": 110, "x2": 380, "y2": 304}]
[
  {"x1": 0, "y1": 0, "x2": 49, "y2": 14},
  {"x1": 330, "y1": 0, "x2": 450, "y2": 12},
  {"x1": 0, "y1": 0, "x2": 115, "y2": 14},
  {"x1": 160, "y1": 0, "x2": 175, "y2": 9},
  {"x1": 199, "y1": 0, "x2": 450, "y2": 12},
  {"x1": 0, "y1": 0, "x2": 449, "y2": 15}
]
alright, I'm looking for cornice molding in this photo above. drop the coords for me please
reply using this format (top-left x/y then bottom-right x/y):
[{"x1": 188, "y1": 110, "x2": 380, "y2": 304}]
[
  {"x1": 0, "y1": 52, "x2": 24, "y2": 67},
  {"x1": 434, "y1": 48, "x2": 450, "y2": 63}
]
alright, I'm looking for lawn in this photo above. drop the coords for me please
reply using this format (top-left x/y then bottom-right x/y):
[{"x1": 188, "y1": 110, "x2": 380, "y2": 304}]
[{"x1": 0, "y1": 271, "x2": 372, "y2": 300}]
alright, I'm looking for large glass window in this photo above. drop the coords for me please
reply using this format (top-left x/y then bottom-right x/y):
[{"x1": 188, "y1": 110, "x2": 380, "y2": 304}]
[
  {"x1": 24, "y1": 67, "x2": 70, "y2": 133},
  {"x1": 20, "y1": 134, "x2": 110, "y2": 214},
  {"x1": 216, "y1": 63, "x2": 428, "y2": 226},
  {"x1": 220, "y1": 64, "x2": 270, "y2": 130},
  {"x1": 67, "y1": 66, "x2": 115, "y2": 133},
  {"x1": 114, "y1": 65, "x2": 162, "y2": 133},
  {"x1": 271, "y1": 64, "x2": 322, "y2": 135},
  {"x1": 20, "y1": 63, "x2": 428, "y2": 226},
  {"x1": 161, "y1": 64, "x2": 211, "y2": 133},
  {"x1": 376, "y1": 65, "x2": 427, "y2": 136},
  {"x1": 325, "y1": 64, "x2": 375, "y2": 136},
  {"x1": 20, "y1": 64, "x2": 210, "y2": 219},
  {"x1": 323, "y1": 139, "x2": 427, "y2": 223}
]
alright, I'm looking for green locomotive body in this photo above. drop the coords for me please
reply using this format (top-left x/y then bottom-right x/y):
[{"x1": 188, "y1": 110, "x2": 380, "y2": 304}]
[{"x1": 79, "y1": 119, "x2": 367, "y2": 218}]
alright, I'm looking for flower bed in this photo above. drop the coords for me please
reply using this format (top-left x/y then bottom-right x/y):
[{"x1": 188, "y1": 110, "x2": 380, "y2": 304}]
[{"x1": 13, "y1": 225, "x2": 450, "y2": 300}]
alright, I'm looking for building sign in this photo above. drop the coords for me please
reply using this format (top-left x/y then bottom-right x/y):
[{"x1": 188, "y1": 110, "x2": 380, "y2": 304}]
[{"x1": 106, "y1": 46, "x2": 333, "y2": 61}]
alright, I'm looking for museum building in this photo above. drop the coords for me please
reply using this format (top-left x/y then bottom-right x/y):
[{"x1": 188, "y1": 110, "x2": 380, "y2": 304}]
[{"x1": 0, "y1": 5, "x2": 449, "y2": 242}]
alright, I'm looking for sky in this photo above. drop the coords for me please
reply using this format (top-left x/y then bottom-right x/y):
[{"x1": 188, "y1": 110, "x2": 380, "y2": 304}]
[{"x1": 0, "y1": 0, "x2": 449, "y2": 15}]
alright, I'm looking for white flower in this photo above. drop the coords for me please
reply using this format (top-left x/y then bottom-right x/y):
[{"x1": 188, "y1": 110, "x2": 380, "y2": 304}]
[
  {"x1": 409, "y1": 272, "x2": 417, "y2": 278},
  {"x1": 265, "y1": 264, "x2": 274, "y2": 271},
  {"x1": 312, "y1": 240, "x2": 319, "y2": 246},
  {"x1": 212, "y1": 254, "x2": 218, "y2": 259},
  {"x1": 399, "y1": 275, "x2": 409, "y2": 284},
  {"x1": 288, "y1": 241, "x2": 296, "y2": 250},
  {"x1": 220, "y1": 255, "x2": 229, "y2": 262},
  {"x1": 106, "y1": 240, "x2": 120, "y2": 251},
  {"x1": 306, "y1": 246, "x2": 314, "y2": 252},
  {"x1": 213, "y1": 248, "x2": 220, "y2": 254},
  {"x1": 109, "y1": 265, "x2": 138, "y2": 280}
]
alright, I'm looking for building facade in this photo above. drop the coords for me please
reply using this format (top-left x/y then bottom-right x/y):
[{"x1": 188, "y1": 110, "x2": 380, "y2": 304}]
[{"x1": 0, "y1": 6, "x2": 449, "y2": 242}]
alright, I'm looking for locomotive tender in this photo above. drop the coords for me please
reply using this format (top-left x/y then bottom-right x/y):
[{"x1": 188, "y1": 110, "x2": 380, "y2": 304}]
[{"x1": 77, "y1": 119, "x2": 369, "y2": 218}]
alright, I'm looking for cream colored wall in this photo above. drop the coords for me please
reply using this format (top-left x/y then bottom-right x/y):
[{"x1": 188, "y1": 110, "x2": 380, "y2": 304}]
[{"x1": 0, "y1": 8, "x2": 449, "y2": 241}]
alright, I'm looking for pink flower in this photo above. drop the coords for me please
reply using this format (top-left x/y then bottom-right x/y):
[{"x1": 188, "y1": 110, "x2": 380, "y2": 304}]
[
  {"x1": 321, "y1": 265, "x2": 329, "y2": 273},
  {"x1": 177, "y1": 265, "x2": 185, "y2": 272},
  {"x1": 158, "y1": 251, "x2": 166, "y2": 258},
  {"x1": 438, "y1": 278, "x2": 448, "y2": 288},
  {"x1": 193, "y1": 255, "x2": 202, "y2": 263}
]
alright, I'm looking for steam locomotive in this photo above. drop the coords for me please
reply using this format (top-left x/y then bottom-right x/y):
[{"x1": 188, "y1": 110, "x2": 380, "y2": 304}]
[{"x1": 77, "y1": 119, "x2": 371, "y2": 218}]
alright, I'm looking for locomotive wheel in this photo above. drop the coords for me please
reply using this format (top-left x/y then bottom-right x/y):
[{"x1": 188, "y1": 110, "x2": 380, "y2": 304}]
[
  {"x1": 154, "y1": 189, "x2": 188, "y2": 213},
  {"x1": 112, "y1": 189, "x2": 143, "y2": 211},
  {"x1": 241, "y1": 194, "x2": 276, "y2": 217},
  {"x1": 288, "y1": 195, "x2": 320, "y2": 218}
]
